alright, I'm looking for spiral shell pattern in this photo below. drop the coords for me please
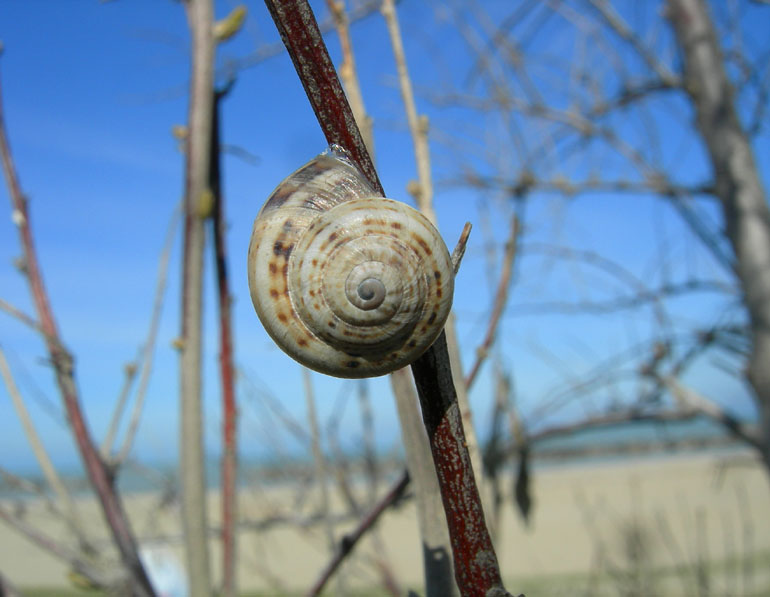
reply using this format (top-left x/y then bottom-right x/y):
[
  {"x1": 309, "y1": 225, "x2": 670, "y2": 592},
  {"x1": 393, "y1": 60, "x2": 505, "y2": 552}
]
[{"x1": 247, "y1": 148, "x2": 453, "y2": 378}]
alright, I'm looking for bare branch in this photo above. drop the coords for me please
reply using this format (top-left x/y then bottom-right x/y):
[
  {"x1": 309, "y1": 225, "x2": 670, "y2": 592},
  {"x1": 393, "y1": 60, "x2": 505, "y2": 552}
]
[
  {"x1": 588, "y1": 0, "x2": 679, "y2": 86},
  {"x1": 179, "y1": 0, "x2": 215, "y2": 593},
  {"x1": 0, "y1": 298, "x2": 41, "y2": 333},
  {"x1": 0, "y1": 505, "x2": 118, "y2": 590},
  {"x1": 263, "y1": 2, "x2": 511, "y2": 593},
  {"x1": 307, "y1": 471, "x2": 410, "y2": 597},
  {"x1": 465, "y1": 215, "x2": 519, "y2": 389},
  {"x1": 669, "y1": 0, "x2": 770, "y2": 468},
  {"x1": 659, "y1": 375, "x2": 761, "y2": 451},
  {"x1": 0, "y1": 46, "x2": 155, "y2": 597},
  {"x1": 0, "y1": 348, "x2": 93, "y2": 552},
  {"x1": 326, "y1": 0, "x2": 375, "y2": 155},
  {"x1": 390, "y1": 367, "x2": 458, "y2": 596},
  {"x1": 108, "y1": 205, "x2": 179, "y2": 465},
  {"x1": 302, "y1": 368, "x2": 338, "y2": 588},
  {"x1": 210, "y1": 88, "x2": 239, "y2": 597}
]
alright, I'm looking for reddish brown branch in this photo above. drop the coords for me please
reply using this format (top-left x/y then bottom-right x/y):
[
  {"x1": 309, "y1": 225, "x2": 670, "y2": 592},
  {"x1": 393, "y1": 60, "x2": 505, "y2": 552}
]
[
  {"x1": 263, "y1": 0, "x2": 382, "y2": 193},
  {"x1": 307, "y1": 471, "x2": 410, "y2": 597},
  {"x1": 263, "y1": 2, "x2": 512, "y2": 594},
  {"x1": 0, "y1": 56, "x2": 155, "y2": 597},
  {"x1": 211, "y1": 89, "x2": 238, "y2": 597},
  {"x1": 411, "y1": 332, "x2": 511, "y2": 596},
  {"x1": 465, "y1": 215, "x2": 519, "y2": 389}
]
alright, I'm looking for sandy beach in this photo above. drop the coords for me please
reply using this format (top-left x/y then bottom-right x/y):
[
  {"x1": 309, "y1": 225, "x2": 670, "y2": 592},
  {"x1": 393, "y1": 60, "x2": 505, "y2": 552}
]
[{"x1": 2, "y1": 449, "x2": 769, "y2": 594}]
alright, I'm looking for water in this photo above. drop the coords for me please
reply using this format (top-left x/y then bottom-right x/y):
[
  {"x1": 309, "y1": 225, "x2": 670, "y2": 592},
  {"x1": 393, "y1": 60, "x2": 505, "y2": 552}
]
[{"x1": 0, "y1": 416, "x2": 754, "y2": 499}]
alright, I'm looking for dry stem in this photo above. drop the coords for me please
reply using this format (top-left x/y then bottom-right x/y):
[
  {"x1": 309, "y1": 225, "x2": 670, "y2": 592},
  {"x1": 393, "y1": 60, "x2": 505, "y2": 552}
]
[{"x1": 179, "y1": 0, "x2": 215, "y2": 593}]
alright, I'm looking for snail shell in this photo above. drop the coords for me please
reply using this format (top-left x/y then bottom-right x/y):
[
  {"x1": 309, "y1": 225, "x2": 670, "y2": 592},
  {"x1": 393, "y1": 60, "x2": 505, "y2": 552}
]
[{"x1": 247, "y1": 147, "x2": 454, "y2": 378}]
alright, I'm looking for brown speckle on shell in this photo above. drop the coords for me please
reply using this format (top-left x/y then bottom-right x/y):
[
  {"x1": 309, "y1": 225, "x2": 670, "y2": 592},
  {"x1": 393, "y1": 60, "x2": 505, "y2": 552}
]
[
  {"x1": 415, "y1": 236, "x2": 432, "y2": 256},
  {"x1": 273, "y1": 241, "x2": 293, "y2": 259}
]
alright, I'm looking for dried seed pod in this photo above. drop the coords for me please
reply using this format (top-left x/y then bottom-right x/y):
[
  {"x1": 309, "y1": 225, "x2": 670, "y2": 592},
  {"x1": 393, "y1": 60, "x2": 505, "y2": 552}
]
[{"x1": 248, "y1": 147, "x2": 453, "y2": 378}]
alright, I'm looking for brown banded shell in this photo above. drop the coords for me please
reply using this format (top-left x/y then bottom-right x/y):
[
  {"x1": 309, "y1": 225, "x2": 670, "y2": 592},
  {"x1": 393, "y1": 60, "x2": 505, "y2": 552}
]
[{"x1": 247, "y1": 148, "x2": 454, "y2": 378}]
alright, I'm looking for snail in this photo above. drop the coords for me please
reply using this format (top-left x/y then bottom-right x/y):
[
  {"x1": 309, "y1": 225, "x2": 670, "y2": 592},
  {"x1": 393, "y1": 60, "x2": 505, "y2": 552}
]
[{"x1": 247, "y1": 146, "x2": 454, "y2": 378}]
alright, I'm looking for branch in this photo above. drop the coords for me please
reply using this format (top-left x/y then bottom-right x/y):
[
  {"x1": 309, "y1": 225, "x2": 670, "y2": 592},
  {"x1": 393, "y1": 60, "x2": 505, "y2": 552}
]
[
  {"x1": 588, "y1": 0, "x2": 679, "y2": 87},
  {"x1": 0, "y1": 298, "x2": 42, "y2": 334},
  {"x1": 390, "y1": 367, "x2": 457, "y2": 596},
  {"x1": 307, "y1": 471, "x2": 410, "y2": 596},
  {"x1": 302, "y1": 368, "x2": 338, "y2": 586},
  {"x1": 179, "y1": 0, "x2": 215, "y2": 593},
  {"x1": 0, "y1": 348, "x2": 92, "y2": 553},
  {"x1": 263, "y1": 2, "x2": 512, "y2": 594},
  {"x1": 113, "y1": 205, "x2": 179, "y2": 465},
  {"x1": 0, "y1": 47, "x2": 155, "y2": 597},
  {"x1": 382, "y1": 0, "x2": 484, "y2": 488},
  {"x1": 210, "y1": 87, "x2": 239, "y2": 597},
  {"x1": 326, "y1": 0, "x2": 374, "y2": 154},
  {"x1": 465, "y1": 215, "x2": 519, "y2": 389},
  {"x1": 658, "y1": 375, "x2": 761, "y2": 451},
  {"x1": 669, "y1": 0, "x2": 770, "y2": 470},
  {"x1": 0, "y1": 505, "x2": 117, "y2": 590}
]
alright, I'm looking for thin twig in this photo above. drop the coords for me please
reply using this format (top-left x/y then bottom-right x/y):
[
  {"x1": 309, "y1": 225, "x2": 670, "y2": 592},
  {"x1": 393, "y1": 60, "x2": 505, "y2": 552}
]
[
  {"x1": 307, "y1": 471, "x2": 410, "y2": 597},
  {"x1": 110, "y1": 205, "x2": 179, "y2": 465},
  {"x1": 660, "y1": 375, "x2": 761, "y2": 451},
  {"x1": 0, "y1": 298, "x2": 41, "y2": 333},
  {"x1": 588, "y1": 0, "x2": 679, "y2": 87},
  {"x1": 0, "y1": 347, "x2": 92, "y2": 552},
  {"x1": 450, "y1": 222, "x2": 473, "y2": 275},
  {"x1": 101, "y1": 364, "x2": 138, "y2": 459},
  {"x1": 0, "y1": 505, "x2": 116, "y2": 590},
  {"x1": 465, "y1": 215, "x2": 519, "y2": 389},
  {"x1": 302, "y1": 368, "x2": 340, "y2": 592}
]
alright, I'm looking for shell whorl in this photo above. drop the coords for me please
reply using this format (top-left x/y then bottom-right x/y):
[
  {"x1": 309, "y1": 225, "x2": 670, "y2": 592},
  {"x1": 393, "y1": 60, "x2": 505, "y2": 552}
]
[{"x1": 248, "y1": 148, "x2": 453, "y2": 378}]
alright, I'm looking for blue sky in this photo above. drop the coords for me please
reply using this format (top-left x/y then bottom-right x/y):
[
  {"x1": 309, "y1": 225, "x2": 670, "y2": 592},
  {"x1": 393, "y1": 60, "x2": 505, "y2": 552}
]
[{"x1": 0, "y1": 1, "x2": 765, "y2": 475}]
